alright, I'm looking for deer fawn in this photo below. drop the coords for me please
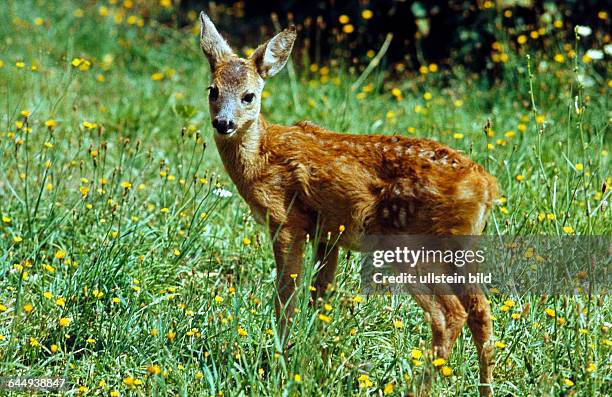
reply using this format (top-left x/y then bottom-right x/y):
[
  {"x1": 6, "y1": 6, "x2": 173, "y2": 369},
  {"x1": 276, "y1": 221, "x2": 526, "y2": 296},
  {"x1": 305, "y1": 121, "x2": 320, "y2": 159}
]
[{"x1": 199, "y1": 12, "x2": 497, "y2": 396}]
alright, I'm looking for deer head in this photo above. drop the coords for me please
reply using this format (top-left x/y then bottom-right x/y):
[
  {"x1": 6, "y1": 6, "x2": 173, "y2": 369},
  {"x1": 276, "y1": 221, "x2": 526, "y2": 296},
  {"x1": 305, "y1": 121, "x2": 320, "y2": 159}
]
[{"x1": 199, "y1": 12, "x2": 296, "y2": 136}]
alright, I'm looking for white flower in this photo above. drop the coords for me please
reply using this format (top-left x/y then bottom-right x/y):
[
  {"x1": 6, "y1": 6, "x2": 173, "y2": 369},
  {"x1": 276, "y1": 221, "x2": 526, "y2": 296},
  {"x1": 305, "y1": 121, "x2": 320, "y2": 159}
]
[
  {"x1": 575, "y1": 25, "x2": 592, "y2": 37},
  {"x1": 576, "y1": 74, "x2": 595, "y2": 87},
  {"x1": 537, "y1": 61, "x2": 549, "y2": 72},
  {"x1": 574, "y1": 96, "x2": 580, "y2": 113},
  {"x1": 585, "y1": 49, "x2": 604, "y2": 60},
  {"x1": 605, "y1": 44, "x2": 612, "y2": 56},
  {"x1": 213, "y1": 188, "x2": 233, "y2": 198}
]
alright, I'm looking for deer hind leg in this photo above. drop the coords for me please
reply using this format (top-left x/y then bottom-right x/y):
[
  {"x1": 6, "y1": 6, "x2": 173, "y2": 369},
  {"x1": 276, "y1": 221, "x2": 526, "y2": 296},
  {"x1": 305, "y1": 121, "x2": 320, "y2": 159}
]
[
  {"x1": 272, "y1": 226, "x2": 306, "y2": 341},
  {"x1": 412, "y1": 293, "x2": 467, "y2": 396},
  {"x1": 311, "y1": 244, "x2": 339, "y2": 302},
  {"x1": 460, "y1": 292, "x2": 494, "y2": 397}
]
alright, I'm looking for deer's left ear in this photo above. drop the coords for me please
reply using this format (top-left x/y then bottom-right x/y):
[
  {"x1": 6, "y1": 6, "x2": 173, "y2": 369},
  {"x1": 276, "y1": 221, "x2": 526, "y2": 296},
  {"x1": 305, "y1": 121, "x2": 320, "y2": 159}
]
[
  {"x1": 200, "y1": 12, "x2": 234, "y2": 69},
  {"x1": 250, "y1": 26, "x2": 296, "y2": 79}
]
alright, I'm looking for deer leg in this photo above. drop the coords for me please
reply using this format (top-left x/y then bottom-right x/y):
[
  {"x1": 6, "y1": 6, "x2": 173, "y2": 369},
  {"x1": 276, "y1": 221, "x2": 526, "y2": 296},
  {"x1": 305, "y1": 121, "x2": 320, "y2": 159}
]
[
  {"x1": 412, "y1": 293, "x2": 467, "y2": 397},
  {"x1": 311, "y1": 244, "x2": 339, "y2": 302},
  {"x1": 437, "y1": 294, "x2": 468, "y2": 358},
  {"x1": 460, "y1": 292, "x2": 494, "y2": 397},
  {"x1": 272, "y1": 226, "x2": 306, "y2": 341}
]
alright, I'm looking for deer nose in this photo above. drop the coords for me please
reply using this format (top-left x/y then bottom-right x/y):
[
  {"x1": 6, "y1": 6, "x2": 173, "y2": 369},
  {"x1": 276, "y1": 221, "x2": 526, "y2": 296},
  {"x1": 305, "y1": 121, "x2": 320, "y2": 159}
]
[{"x1": 212, "y1": 117, "x2": 236, "y2": 134}]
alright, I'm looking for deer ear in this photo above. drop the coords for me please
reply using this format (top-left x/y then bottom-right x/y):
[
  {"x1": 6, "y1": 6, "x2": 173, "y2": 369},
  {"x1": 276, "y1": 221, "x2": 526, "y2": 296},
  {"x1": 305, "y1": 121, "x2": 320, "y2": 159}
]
[
  {"x1": 200, "y1": 12, "x2": 233, "y2": 69},
  {"x1": 250, "y1": 26, "x2": 296, "y2": 79}
]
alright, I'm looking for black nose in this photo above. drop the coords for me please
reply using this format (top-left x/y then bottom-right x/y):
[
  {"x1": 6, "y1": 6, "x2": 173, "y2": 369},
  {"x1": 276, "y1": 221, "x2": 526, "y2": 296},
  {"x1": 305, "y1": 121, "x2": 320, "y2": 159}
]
[{"x1": 212, "y1": 118, "x2": 236, "y2": 134}]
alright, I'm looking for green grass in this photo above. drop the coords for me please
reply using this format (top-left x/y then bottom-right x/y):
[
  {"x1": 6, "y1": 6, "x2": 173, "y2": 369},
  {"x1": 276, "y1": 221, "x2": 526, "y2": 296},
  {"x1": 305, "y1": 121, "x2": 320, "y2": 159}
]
[{"x1": 0, "y1": 1, "x2": 610, "y2": 396}]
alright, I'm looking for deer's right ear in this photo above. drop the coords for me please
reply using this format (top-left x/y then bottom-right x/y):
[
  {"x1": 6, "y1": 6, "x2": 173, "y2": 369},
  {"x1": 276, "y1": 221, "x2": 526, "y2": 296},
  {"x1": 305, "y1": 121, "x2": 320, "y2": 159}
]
[
  {"x1": 250, "y1": 26, "x2": 297, "y2": 79},
  {"x1": 199, "y1": 12, "x2": 233, "y2": 69}
]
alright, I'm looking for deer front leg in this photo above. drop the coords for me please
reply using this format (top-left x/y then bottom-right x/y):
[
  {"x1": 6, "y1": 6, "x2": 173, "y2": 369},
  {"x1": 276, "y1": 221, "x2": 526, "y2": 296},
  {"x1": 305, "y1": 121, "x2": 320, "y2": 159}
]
[
  {"x1": 272, "y1": 226, "x2": 306, "y2": 340},
  {"x1": 311, "y1": 244, "x2": 339, "y2": 302}
]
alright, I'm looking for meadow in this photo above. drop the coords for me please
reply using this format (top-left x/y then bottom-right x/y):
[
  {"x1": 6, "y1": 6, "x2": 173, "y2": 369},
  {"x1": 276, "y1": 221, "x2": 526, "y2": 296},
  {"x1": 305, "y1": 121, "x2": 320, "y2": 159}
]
[{"x1": 0, "y1": 1, "x2": 610, "y2": 396}]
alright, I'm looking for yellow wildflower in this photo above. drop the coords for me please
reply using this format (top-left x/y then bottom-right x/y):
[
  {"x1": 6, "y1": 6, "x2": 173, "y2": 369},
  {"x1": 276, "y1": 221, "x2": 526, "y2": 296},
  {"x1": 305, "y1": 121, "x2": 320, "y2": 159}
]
[
  {"x1": 432, "y1": 358, "x2": 446, "y2": 367},
  {"x1": 358, "y1": 374, "x2": 373, "y2": 388},
  {"x1": 318, "y1": 313, "x2": 332, "y2": 323},
  {"x1": 362, "y1": 10, "x2": 373, "y2": 20}
]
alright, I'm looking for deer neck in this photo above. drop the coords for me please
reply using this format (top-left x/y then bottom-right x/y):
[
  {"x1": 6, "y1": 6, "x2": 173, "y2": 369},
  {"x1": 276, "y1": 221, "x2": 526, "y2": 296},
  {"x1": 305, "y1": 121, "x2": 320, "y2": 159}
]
[{"x1": 214, "y1": 114, "x2": 267, "y2": 194}]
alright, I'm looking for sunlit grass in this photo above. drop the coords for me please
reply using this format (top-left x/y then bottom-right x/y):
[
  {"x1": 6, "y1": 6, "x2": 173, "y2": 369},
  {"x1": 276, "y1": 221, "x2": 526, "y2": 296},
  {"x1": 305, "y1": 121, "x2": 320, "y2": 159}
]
[{"x1": 0, "y1": 1, "x2": 610, "y2": 396}]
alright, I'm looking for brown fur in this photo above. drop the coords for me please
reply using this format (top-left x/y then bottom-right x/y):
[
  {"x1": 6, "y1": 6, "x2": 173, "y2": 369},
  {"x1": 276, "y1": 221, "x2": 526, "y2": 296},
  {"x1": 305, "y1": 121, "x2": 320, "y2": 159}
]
[
  {"x1": 218, "y1": 117, "x2": 497, "y2": 241},
  {"x1": 200, "y1": 12, "x2": 497, "y2": 396}
]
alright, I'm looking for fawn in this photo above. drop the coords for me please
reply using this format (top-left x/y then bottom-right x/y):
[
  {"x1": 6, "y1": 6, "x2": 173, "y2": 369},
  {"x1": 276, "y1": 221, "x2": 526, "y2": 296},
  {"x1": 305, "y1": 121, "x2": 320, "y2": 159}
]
[{"x1": 199, "y1": 12, "x2": 497, "y2": 396}]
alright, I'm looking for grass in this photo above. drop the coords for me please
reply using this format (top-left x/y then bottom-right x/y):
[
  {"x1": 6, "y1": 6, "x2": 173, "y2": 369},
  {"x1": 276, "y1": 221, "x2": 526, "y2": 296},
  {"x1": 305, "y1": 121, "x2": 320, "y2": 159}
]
[{"x1": 0, "y1": 1, "x2": 610, "y2": 396}]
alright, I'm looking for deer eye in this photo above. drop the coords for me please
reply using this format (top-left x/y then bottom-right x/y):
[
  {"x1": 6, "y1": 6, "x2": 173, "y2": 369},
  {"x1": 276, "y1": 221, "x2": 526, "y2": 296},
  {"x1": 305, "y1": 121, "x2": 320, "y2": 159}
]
[
  {"x1": 208, "y1": 86, "x2": 219, "y2": 102},
  {"x1": 242, "y1": 93, "x2": 255, "y2": 104}
]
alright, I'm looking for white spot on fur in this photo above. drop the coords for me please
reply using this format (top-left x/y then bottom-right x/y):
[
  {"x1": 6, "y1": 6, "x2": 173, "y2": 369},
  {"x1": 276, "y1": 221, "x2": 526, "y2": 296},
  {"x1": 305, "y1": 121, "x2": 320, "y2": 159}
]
[
  {"x1": 398, "y1": 207, "x2": 407, "y2": 227},
  {"x1": 419, "y1": 150, "x2": 434, "y2": 158}
]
